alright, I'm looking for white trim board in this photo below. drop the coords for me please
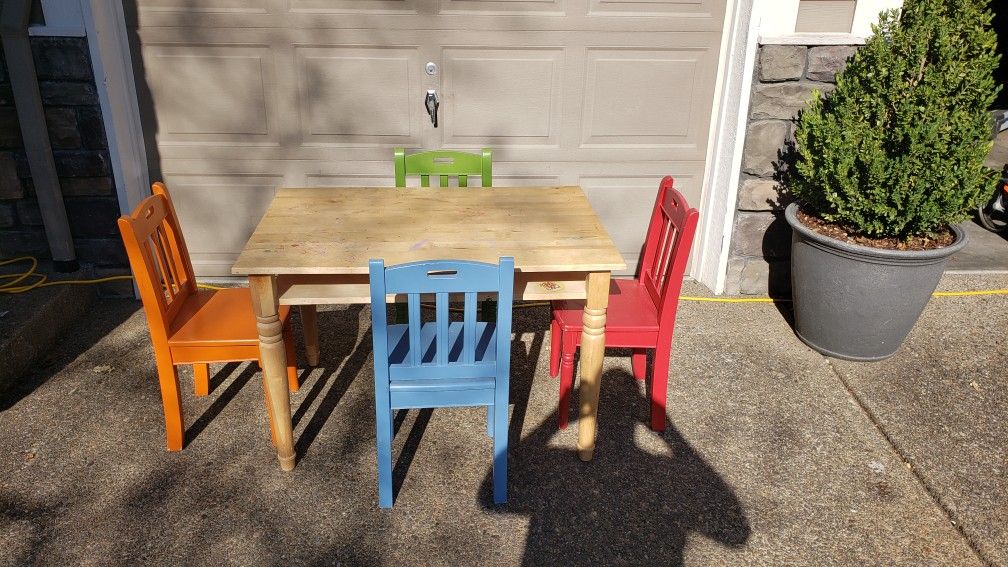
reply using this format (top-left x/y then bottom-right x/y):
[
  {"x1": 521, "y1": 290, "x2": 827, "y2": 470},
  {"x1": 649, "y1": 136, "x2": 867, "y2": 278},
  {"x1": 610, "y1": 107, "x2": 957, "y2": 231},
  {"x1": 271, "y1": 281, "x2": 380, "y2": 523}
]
[
  {"x1": 693, "y1": 0, "x2": 758, "y2": 293},
  {"x1": 79, "y1": 0, "x2": 150, "y2": 216},
  {"x1": 759, "y1": 0, "x2": 902, "y2": 42}
]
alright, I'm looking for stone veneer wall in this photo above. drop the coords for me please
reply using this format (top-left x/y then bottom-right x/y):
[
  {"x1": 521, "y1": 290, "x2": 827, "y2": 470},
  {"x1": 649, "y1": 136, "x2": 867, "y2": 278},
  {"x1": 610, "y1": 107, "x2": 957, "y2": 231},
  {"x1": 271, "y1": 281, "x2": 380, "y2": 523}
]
[
  {"x1": 0, "y1": 38, "x2": 124, "y2": 275},
  {"x1": 724, "y1": 44, "x2": 859, "y2": 295}
]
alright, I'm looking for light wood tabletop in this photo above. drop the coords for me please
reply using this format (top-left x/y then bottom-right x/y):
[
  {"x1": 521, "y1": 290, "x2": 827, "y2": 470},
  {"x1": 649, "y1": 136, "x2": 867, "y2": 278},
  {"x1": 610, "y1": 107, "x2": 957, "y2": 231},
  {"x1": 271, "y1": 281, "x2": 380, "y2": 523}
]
[
  {"x1": 233, "y1": 186, "x2": 626, "y2": 275},
  {"x1": 235, "y1": 186, "x2": 625, "y2": 471}
]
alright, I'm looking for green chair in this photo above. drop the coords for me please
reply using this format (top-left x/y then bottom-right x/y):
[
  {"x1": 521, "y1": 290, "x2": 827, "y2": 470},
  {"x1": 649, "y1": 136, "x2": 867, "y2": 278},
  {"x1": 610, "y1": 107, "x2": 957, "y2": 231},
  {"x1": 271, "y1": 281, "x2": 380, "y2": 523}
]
[
  {"x1": 394, "y1": 148, "x2": 492, "y2": 188},
  {"x1": 392, "y1": 148, "x2": 495, "y2": 322}
]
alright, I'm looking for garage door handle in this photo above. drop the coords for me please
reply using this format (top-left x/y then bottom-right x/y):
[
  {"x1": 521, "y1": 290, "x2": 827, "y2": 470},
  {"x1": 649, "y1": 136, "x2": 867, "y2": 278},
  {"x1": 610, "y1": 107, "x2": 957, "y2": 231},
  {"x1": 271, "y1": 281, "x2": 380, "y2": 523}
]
[{"x1": 425, "y1": 90, "x2": 439, "y2": 128}]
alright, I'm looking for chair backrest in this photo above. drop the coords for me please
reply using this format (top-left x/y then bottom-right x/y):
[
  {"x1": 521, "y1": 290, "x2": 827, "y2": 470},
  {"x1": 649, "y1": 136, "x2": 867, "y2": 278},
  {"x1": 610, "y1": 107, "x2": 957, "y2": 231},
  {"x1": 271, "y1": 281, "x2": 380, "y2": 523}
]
[
  {"x1": 394, "y1": 148, "x2": 492, "y2": 188},
  {"x1": 637, "y1": 176, "x2": 700, "y2": 326},
  {"x1": 369, "y1": 258, "x2": 514, "y2": 378},
  {"x1": 117, "y1": 182, "x2": 197, "y2": 344}
]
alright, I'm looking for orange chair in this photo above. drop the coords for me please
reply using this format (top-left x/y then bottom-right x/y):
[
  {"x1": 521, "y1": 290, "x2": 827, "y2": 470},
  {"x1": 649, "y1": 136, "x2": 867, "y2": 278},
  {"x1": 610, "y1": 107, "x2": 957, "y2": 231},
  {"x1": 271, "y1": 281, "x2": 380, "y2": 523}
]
[{"x1": 118, "y1": 182, "x2": 299, "y2": 451}]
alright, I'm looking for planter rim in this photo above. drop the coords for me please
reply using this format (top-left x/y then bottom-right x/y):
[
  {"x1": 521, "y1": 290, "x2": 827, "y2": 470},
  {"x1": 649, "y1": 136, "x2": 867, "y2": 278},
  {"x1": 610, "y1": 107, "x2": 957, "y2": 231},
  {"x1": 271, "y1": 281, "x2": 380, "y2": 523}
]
[{"x1": 784, "y1": 202, "x2": 968, "y2": 261}]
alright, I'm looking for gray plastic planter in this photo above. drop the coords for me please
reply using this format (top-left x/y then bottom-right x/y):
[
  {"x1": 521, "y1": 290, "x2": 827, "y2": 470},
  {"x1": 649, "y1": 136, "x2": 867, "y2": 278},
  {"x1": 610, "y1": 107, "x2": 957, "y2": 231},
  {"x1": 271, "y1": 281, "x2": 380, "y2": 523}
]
[{"x1": 784, "y1": 203, "x2": 967, "y2": 361}]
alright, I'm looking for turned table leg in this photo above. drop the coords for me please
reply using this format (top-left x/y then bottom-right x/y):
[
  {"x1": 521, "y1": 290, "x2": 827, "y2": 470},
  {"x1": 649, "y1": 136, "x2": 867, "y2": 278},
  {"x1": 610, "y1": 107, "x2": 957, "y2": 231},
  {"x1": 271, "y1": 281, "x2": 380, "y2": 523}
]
[
  {"x1": 249, "y1": 275, "x2": 296, "y2": 471},
  {"x1": 576, "y1": 271, "x2": 610, "y2": 462}
]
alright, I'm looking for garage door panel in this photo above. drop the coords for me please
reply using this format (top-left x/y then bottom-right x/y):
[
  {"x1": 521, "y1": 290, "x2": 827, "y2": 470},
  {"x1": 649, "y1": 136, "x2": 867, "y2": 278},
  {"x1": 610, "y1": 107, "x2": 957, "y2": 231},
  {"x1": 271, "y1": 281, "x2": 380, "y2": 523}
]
[
  {"x1": 442, "y1": 48, "x2": 562, "y2": 146},
  {"x1": 134, "y1": 3, "x2": 726, "y2": 277},
  {"x1": 579, "y1": 165, "x2": 702, "y2": 273},
  {"x1": 144, "y1": 46, "x2": 277, "y2": 144},
  {"x1": 289, "y1": 0, "x2": 420, "y2": 15},
  {"x1": 296, "y1": 47, "x2": 424, "y2": 146},
  {"x1": 138, "y1": 4, "x2": 724, "y2": 32},
  {"x1": 166, "y1": 175, "x2": 281, "y2": 276},
  {"x1": 438, "y1": 0, "x2": 566, "y2": 16},
  {"x1": 580, "y1": 47, "x2": 712, "y2": 153},
  {"x1": 588, "y1": 0, "x2": 721, "y2": 17},
  {"x1": 137, "y1": 0, "x2": 270, "y2": 14}
]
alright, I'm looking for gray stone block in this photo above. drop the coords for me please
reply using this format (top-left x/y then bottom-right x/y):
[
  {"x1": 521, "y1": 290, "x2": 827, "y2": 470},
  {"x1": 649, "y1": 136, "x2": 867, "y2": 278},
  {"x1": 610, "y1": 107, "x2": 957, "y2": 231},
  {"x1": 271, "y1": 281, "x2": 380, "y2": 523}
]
[
  {"x1": 75, "y1": 237, "x2": 127, "y2": 266},
  {"x1": 45, "y1": 108, "x2": 81, "y2": 149},
  {"x1": 53, "y1": 151, "x2": 110, "y2": 178},
  {"x1": 0, "y1": 107, "x2": 21, "y2": 148},
  {"x1": 742, "y1": 120, "x2": 791, "y2": 177},
  {"x1": 0, "y1": 202, "x2": 15, "y2": 228},
  {"x1": 738, "y1": 178, "x2": 785, "y2": 211},
  {"x1": 740, "y1": 257, "x2": 791, "y2": 296},
  {"x1": 14, "y1": 152, "x2": 31, "y2": 179},
  {"x1": 759, "y1": 45, "x2": 806, "y2": 82},
  {"x1": 16, "y1": 199, "x2": 42, "y2": 226},
  {"x1": 31, "y1": 38, "x2": 93, "y2": 81},
  {"x1": 60, "y1": 177, "x2": 113, "y2": 197},
  {"x1": 76, "y1": 106, "x2": 107, "y2": 150},
  {"x1": 66, "y1": 197, "x2": 120, "y2": 237},
  {"x1": 39, "y1": 82, "x2": 98, "y2": 106},
  {"x1": 0, "y1": 226, "x2": 49, "y2": 258},
  {"x1": 750, "y1": 82, "x2": 834, "y2": 120},
  {"x1": 806, "y1": 46, "x2": 858, "y2": 83},
  {"x1": 723, "y1": 256, "x2": 746, "y2": 295},
  {"x1": 0, "y1": 154, "x2": 23, "y2": 199},
  {"x1": 730, "y1": 211, "x2": 791, "y2": 258}
]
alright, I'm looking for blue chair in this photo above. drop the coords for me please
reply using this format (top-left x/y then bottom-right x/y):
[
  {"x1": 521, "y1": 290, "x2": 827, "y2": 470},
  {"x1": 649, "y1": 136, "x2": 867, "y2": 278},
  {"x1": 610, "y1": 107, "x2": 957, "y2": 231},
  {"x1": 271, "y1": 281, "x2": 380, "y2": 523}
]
[{"x1": 368, "y1": 257, "x2": 515, "y2": 507}]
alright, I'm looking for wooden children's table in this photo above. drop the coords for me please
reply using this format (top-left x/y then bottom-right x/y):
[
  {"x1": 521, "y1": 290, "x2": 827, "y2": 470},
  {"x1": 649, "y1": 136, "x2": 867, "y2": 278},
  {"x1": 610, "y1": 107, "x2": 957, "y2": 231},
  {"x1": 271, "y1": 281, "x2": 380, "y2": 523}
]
[{"x1": 232, "y1": 186, "x2": 626, "y2": 471}]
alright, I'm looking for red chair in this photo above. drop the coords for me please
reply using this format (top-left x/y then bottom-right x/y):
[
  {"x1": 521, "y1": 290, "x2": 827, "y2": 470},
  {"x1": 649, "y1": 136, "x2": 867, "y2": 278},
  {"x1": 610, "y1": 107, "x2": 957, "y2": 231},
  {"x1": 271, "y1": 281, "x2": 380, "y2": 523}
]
[{"x1": 549, "y1": 176, "x2": 699, "y2": 431}]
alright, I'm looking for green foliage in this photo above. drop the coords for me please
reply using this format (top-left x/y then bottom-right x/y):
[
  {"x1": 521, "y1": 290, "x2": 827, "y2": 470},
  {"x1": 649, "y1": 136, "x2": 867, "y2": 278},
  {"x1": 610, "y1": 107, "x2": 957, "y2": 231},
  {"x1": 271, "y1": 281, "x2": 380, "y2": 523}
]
[{"x1": 791, "y1": 0, "x2": 1001, "y2": 238}]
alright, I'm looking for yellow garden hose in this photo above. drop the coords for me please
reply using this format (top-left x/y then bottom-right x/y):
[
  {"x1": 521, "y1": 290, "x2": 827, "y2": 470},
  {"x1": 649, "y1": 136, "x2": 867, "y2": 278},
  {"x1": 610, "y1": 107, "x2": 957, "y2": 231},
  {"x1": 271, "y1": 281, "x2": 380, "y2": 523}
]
[
  {"x1": 2, "y1": 256, "x2": 1007, "y2": 300},
  {"x1": 0, "y1": 256, "x2": 223, "y2": 294}
]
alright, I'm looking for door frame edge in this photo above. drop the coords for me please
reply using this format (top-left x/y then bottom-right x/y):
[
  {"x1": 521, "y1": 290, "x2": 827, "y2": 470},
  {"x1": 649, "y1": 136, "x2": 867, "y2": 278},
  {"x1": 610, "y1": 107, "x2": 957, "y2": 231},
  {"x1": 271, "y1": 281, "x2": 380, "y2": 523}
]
[{"x1": 692, "y1": 0, "x2": 759, "y2": 295}]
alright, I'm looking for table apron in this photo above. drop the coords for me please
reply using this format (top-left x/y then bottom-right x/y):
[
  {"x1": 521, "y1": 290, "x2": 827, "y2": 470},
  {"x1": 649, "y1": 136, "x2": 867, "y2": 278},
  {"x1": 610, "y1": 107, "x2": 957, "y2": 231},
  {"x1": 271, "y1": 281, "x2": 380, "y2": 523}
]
[{"x1": 276, "y1": 271, "x2": 596, "y2": 305}]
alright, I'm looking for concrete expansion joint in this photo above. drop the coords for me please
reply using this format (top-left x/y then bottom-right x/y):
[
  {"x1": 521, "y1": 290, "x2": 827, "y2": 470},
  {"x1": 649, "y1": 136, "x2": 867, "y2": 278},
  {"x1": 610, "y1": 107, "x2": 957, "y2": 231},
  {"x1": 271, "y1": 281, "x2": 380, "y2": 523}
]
[{"x1": 820, "y1": 357, "x2": 992, "y2": 566}]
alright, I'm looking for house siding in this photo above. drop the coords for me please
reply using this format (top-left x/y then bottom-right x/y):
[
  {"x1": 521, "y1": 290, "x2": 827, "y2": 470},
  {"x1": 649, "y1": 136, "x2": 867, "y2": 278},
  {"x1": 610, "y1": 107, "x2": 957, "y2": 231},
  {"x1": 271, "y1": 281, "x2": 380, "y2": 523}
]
[
  {"x1": 724, "y1": 43, "x2": 858, "y2": 295},
  {"x1": 0, "y1": 37, "x2": 124, "y2": 281}
]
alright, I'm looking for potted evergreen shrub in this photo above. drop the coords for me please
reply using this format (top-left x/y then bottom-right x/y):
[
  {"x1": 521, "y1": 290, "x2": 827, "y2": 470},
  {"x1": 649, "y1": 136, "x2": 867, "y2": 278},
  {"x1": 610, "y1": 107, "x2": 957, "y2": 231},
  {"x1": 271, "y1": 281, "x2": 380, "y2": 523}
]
[{"x1": 786, "y1": 0, "x2": 1000, "y2": 361}]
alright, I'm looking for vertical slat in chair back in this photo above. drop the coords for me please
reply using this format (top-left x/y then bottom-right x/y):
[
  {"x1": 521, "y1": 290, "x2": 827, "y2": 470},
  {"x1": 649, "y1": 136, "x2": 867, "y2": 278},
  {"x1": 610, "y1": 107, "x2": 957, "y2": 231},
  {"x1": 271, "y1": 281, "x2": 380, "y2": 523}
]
[
  {"x1": 369, "y1": 258, "x2": 514, "y2": 373},
  {"x1": 638, "y1": 177, "x2": 700, "y2": 321},
  {"x1": 393, "y1": 148, "x2": 493, "y2": 188},
  {"x1": 117, "y1": 183, "x2": 198, "y2": 342}
]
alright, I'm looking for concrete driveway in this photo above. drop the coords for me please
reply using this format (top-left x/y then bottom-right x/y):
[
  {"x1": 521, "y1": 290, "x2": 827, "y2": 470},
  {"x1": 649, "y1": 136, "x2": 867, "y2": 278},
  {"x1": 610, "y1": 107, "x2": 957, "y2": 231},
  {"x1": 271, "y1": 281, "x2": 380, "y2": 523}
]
[{"x1": 0, "y1": 276, "x2": 1004, "y2": 565}]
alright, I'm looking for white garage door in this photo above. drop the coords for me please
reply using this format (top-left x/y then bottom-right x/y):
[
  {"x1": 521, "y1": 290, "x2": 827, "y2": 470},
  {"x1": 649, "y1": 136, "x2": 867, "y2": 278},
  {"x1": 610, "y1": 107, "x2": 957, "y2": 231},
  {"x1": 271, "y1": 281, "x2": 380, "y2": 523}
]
[{"x1": 132, "y1": 0, "x2": 727, "y2": 276}]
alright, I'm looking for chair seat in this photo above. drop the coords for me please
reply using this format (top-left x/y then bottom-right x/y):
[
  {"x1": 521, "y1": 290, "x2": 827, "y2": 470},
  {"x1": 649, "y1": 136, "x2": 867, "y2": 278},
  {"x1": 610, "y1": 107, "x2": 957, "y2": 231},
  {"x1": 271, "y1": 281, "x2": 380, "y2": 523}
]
[
  {"x1": 552, "y1": 278, "x2": 659, "y2": 333},
  {"x1": 168, "y1": 288, "x2": 291, "y2": 348},
  {"x1": 386, "y1": 321, "x2": 497, "y2": 380}
]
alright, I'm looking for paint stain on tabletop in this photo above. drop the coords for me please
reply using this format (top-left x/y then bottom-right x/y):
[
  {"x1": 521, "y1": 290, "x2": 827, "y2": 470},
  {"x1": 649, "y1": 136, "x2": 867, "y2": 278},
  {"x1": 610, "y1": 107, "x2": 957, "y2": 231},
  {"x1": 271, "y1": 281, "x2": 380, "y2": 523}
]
[{"x1": 410, "y1": 239, "x2": 431, "y2": 250}]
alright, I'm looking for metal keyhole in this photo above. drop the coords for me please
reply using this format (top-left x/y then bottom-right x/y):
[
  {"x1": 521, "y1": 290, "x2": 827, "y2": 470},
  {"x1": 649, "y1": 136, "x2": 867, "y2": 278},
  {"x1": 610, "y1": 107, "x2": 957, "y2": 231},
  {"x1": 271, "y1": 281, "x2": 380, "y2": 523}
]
[{"x1": 425, "y1": 62, "x2": 438, "y2": 76}]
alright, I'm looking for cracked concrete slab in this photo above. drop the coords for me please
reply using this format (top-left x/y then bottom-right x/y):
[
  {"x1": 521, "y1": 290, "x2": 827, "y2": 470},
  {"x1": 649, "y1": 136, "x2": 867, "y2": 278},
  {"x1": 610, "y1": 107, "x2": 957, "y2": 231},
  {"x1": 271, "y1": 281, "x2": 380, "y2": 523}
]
[
  {"x1": 828, "y1": 273, "x2": 1008, "y2": 566},
  {"x1": 0, "y1": 279, "x2": 990, "y2": 565}
]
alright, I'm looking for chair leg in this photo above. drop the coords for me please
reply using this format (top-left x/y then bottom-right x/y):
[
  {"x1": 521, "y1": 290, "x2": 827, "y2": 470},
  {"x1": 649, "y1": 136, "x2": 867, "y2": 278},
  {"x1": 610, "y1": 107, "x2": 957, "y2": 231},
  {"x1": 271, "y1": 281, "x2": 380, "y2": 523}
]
[
  {"x1": 299, "y1": 305, "x2": 320, "y2": 367},
  {"x1": 193, "y1": 363, "x2": 210, "y2": 396},
  {"x1": 487, "y1": 405, "x2": 494, "y2": 437},
  {"x1": 155, "y1": 355, "x2": 184, "y2": 451},
  {"x1": 549, "y1": 318, "x2": 561, "y2": 378},
  {"x1": 557, "y1": 331, "x2": 578, "y2": 430},
  {"x1": 631, "y1": 349, "x2": 647, "y2": 381},
  {"x1": 650, "y1": 344, "x2": 672, "y2": 432},
  {"x1": 492, "y1": 393, "x2": 508, "y2": 504},
  {"x1": 283, "y1": 322, "x2": 299, "y2": 393},
  {"x1": 376, "y1": 402, "x2": 394, "y2": 508}
]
